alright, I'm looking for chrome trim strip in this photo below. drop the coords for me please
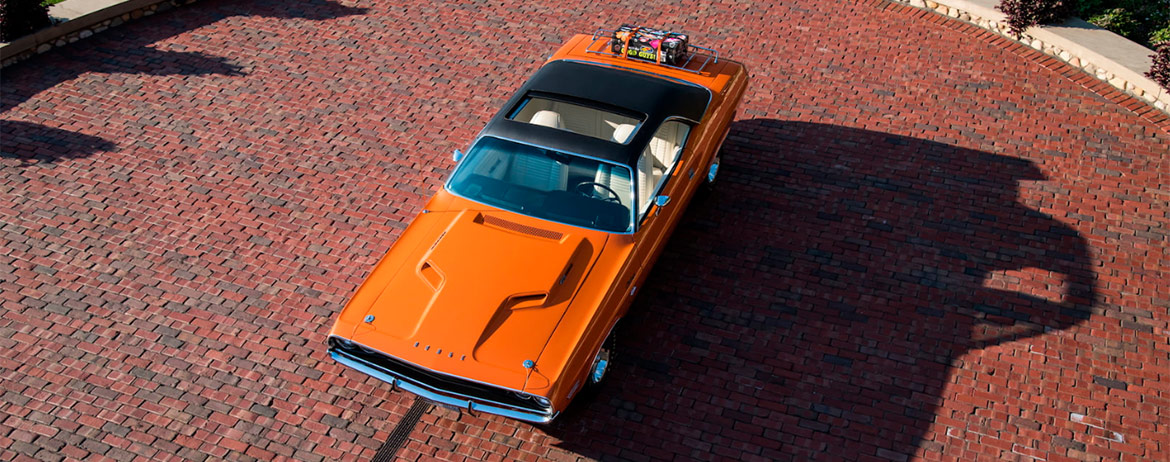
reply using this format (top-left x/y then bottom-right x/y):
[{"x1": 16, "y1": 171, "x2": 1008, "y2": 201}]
[
  {"x1": 330, "y1": 348, "x2": 559, "y2": 424},
  {"x1": 339, "y1": 336, "x2": 531, "y2": 395}
]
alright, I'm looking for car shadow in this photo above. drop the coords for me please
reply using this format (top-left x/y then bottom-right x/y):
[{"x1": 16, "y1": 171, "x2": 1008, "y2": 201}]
[
  {"x1": 1, "y1": 0, "x2": 366, "y2": 164},
  {"x1": 546, "y1": 120, "x2": 1098, "y2": 460}
]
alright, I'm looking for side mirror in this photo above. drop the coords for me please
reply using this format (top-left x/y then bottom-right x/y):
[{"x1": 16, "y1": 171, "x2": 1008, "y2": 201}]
[
  {"x1": 453, "y1": 149, "x2": 465, "y2": 162},
  {"x1": 654, "y1": 195, "x2": 670, "y2": 215}
]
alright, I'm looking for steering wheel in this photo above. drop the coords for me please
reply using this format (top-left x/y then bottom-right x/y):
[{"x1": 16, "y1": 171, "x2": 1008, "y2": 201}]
[{"x1": 574, "y1": 181, "x2": 621, "y2": 203}]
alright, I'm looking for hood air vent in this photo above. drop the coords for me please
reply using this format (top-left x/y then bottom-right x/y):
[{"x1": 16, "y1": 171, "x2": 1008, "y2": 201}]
[{"x1": 478, "y1": 214, "x2": 563, "y2": 241}]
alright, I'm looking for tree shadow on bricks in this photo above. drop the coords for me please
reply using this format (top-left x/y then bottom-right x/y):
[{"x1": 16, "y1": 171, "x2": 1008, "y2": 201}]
[
  {"x1": 1, "y1": 0, "x2": 367, "y2": 114},
  {"x1": 547, "y1": 120, "x2": 1098, "y2": 460},
  {"x1": 0, "y1": 120, "x2": 117, "y2": 164},
  {"x1": 1, "y1": 0, "x2": 366, "y2": 163}
]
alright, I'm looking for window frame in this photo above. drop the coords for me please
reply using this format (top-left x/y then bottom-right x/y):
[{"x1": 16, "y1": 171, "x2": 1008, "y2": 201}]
[{"x1": 635, "y1": 118, "x2": 694, "y2": 224}]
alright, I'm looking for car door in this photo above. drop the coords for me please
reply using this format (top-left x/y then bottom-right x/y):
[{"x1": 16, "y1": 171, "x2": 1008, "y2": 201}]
[{"x1": 621, "y1": 120, "x2": 696, "y2": 302}]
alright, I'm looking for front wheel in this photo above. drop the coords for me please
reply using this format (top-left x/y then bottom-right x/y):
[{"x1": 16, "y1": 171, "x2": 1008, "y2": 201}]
[{"x1": 587, "y1": 325, "x2": 617, "y2": 386}]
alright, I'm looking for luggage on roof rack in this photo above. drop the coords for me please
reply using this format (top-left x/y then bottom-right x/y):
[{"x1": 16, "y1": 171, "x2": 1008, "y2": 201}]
[
  {"x1": 583, "y1": 25, "x2": 719, "y2": 74},
  {"x1": 611, "y1": 25, "x2": 689, "y2": 65}
]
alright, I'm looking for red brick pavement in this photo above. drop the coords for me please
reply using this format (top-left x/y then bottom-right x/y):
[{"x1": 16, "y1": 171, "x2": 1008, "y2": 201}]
[{"x1": 2, "y1": 0, "x2": 1168, "y2": 460}]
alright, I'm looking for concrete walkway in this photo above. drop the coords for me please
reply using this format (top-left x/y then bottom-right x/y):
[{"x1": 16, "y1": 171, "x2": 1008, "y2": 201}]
[
  {"x1": 2, "y1": 0, "x2": 1168, "y2": 460},
  {"x1": 0, "y1": 0, "x2": 180, "y2": 65},
  {"x1": 899, "y1": 0, "x2": 1169, "y2": 113}
]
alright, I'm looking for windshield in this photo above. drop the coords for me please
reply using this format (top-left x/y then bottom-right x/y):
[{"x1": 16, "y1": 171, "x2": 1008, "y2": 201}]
[{"x1": 448, "y1": 137, "x2": 634, "y2": 232}]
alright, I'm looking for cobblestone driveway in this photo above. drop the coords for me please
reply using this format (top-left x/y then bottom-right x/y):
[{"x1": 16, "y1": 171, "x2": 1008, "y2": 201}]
[{"x1": 2, "y1": 0, "x2": 1168, "y2": 460}]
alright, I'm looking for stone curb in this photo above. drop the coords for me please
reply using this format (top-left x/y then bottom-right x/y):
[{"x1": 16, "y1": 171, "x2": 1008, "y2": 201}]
[
  {"x1": 0, "y1": 0, "x2": 196, "y2": 68},
  {"x1": 892, "y1": 0, "x2": 1170, "y2": 117}
]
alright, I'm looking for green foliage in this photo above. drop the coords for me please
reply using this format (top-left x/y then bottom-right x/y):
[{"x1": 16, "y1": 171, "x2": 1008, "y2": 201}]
[
  {"x1": 1078, "y1": 0, "x2": 1170, "y2": 49},
  {"x1": 1073, "y1": 0, "x2": 1109, "y2": 17},
  {"x1": 0, "y1": 0, "x2": 51, "y2": 41},
  {"x1": 1152, "y1": 26, "x2": 1170, "y2": 46},
  {"x1": 1088, "y1": 9, "x2": 1138, "y2": 40},
  {"x1": 993, "y1": 0, "x2": 1170, "y2": 93}
]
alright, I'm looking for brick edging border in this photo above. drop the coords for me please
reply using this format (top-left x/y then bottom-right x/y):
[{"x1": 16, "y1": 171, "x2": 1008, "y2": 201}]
[
  {"x1": 0, "y1": 0, "x2": 196, "y2": 68},
  {"x1": 877, "y1": 0, "x2": 1170, "y2": 132}
]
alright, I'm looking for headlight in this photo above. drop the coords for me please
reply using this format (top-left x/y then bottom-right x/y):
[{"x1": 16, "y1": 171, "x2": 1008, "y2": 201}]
[
  {"x1": 329, "y1": 336, "x2": 356, "y2": 350},
  {"x1": 512, "y1": 392, "x2": 551, "y2": 408}
]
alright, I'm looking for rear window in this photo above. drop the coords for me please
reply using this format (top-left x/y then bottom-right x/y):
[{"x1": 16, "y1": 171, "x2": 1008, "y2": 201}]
[{"x1": 509, "y1": 96, "x2": 642, "y2": 144}]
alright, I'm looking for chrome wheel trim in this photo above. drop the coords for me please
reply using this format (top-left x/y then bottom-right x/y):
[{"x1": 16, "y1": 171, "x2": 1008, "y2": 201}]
[
  {"x1": 588, "y1": 325, "x2": 617, "y2": 385},
  {"x1": 706, "y1": 157, "x2": 720, "y2": 183},
  {"x1": 589, "y1": 346, "x2": 611, "y2": 384}
]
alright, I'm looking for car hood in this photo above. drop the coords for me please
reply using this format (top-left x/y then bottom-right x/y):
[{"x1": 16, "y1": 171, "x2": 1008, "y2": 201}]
[{"x1": 347, "y1": 206, "x2": 607, "y2": 391}]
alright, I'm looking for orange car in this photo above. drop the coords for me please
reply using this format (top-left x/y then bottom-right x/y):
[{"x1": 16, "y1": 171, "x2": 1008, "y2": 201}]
[{"x1": 328, "y1": 28, "x2": 749, "y2": 423}]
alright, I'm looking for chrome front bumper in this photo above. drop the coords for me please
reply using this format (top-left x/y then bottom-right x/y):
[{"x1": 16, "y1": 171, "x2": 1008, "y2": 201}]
[{"x1": 328, "y1": 340, "x2": 558, "y2": 424}]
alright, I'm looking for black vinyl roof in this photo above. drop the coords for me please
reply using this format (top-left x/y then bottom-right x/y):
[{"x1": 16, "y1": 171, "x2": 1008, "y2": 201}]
[{"x1": 479, "y1": 60, "x2": 711, "y2": 168}]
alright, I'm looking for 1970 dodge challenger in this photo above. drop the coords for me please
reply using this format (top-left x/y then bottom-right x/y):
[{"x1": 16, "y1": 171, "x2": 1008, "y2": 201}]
[{"x1": 328, "y1": 28, "x2": 749, "y2": 423}]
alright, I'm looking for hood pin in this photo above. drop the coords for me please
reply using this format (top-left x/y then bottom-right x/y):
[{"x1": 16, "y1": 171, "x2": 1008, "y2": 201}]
[
  {"x1": 523, "y1": 360, "x2": 535, "y2": 369},
  {"x1": 363, "y1": 315, "x2": 375, "y2": 323}
]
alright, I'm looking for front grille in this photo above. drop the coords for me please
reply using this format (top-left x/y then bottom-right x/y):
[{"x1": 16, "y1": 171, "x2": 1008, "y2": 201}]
[{"x1": 328, "y1": 337, "x2": 549, "y2": 414}]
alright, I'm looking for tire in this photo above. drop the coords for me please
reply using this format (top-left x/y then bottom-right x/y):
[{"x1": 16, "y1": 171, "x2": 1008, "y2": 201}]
[
  {"x1": 587, "y1": 324, "x2": 617, "y2": 386},
  {"x1": 705, "y1": 156, "x2": 720, "y2": 185}
]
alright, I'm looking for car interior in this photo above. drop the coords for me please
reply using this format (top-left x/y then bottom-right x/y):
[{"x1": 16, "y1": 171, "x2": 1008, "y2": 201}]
[
  {"x1": 516, "y1": 107, "x2": 690, "y2": 218},
  {"x1": 453, "y1": 102, "x2": 691, "y2": 232},
  {"x1": 453, "y1": 136, "x2": 633, "y2": 232},
  {"x1": 510, "y1": 97, "x2": 641, "y2": 144}
]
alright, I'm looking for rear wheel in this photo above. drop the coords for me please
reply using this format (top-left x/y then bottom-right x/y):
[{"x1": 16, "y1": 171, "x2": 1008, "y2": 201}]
[
  {"x1": 696, "y1": 156, "x2": 721, "y2": 201},
  {"x1": 705, "y1": 125, "x2": 731, "y2": 188},
  {"x1": 705, "y1": 156, "x2": 720, "y2": 184}
]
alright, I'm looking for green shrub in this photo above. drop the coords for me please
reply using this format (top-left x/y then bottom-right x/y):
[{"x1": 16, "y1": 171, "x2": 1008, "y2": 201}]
[
  {"x1": 1078, "y1": 0, "x2": 1170, "y2": 49},
  {"x1": 1152, "y1": 26, "x2": 1170, "y2": 46},
  {"x1": 0, "y1": 0, "x2": 51, "y2": 41},
  {"x1": 1088, "y1": 8, "x2": 1139, "y2": 40}
]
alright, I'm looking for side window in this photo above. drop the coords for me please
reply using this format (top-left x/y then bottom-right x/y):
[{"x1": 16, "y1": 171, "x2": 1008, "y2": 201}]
[{"x1": 636, "y1": 121, "x2": 691, "y2": 219}]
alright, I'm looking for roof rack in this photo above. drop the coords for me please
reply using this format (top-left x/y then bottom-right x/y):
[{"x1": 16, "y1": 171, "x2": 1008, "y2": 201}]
[{"x1": 584, "y1": 27, "x2": 719, "y2": 74}]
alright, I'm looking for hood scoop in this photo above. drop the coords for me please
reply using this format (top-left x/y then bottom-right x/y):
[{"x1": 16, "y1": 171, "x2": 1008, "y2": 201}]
[
  {"x1": 478, "y1": 214, "x2": 564, "y2": 241},
  {"x1": 351, "y1": 209, "x2": 608, "y2": 388}
]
